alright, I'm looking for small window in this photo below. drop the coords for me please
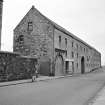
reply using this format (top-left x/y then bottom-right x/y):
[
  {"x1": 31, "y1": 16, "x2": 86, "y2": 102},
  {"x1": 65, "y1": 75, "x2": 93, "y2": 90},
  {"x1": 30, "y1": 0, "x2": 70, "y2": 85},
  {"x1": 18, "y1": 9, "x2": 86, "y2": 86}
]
[
  {"x1": 27, "y1": 22, "x2": 33, "y2": 31},
  {"x1": 80, "y1": 46, "x2": 82, "y2": 51},
  {"x1": 86, "y1": 48, "x2": 88, "y2": 53},
  {"x1": 59, "y1": 36, "x2": 61, "y2": 47},
  {"x1": 72, "y1": 51, "x2": 74, "y2": 58},
  {"x1": 84, "y1": 48, "x2": 85, "y2": 52},
  {"x1": 72, "y1": 42, "x2": 74, "y2": 47},
  {"x1": 65, "y1": 38, "x2": 67, "y2": 48},
  {"x1": 77, "y1": 53, "x2": 78, "y2": 58},
  {"x1": 65, "y1": 51, "x2": 67, "y2": 57},
  {"x1": 87, "y1": 56, "x2": 88, "y2": 61},
  {"x1": 16, "y1": 35, "x2": 24, "y2": 43},
  {"x1": 76, "y1": 44, "x2": 78, "y2": 49},
  {"x1": 19, "y1": 35, "x2": 24, "y2": 42},
  {"x1": 77, "y1": 63, "x2": 78, "y2": 68}
]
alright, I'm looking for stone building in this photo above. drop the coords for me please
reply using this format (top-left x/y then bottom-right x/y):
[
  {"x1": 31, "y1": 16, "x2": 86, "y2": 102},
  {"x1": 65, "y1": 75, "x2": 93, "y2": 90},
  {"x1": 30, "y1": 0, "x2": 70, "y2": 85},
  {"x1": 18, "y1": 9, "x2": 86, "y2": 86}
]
[
  {"x1": 0, "y1": 0, "x2": 3, "y2": 49},
  {"x1": 13, "y1": 6, "x2": 101, "y2": 76}
]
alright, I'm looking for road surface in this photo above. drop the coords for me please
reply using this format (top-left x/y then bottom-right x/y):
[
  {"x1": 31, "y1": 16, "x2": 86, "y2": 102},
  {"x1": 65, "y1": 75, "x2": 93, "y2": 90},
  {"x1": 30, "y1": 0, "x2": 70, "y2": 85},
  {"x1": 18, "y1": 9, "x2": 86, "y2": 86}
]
[{"x1": 0, "y1": 67, "x2": 105, "y2": 105}]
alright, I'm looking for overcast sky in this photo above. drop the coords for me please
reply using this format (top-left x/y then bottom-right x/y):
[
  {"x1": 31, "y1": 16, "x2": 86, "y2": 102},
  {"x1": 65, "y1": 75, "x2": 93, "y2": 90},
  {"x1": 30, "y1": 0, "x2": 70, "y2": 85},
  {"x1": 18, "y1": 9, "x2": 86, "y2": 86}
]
[{"x1": 1, "y1": 0, "x2": 105, "y2": 65}]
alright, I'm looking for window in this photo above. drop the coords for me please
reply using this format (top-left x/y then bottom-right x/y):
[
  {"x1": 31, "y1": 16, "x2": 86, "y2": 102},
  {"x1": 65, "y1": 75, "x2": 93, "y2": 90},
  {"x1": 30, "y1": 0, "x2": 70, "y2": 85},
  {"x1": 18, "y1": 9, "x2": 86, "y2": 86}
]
[
  {"x1": 86, "y1": 48, "x2": 88, "y2": 53},
  {"x1": 76, "y1": 44, "x2": 78, "y2": 50},
  {"x1": 16, "y1": 35, "x2": 24, "y2": 43},
  {"x1": 19, "y1": 35, "x2": 24, "y2": 42},
  {"x1": 59, "y1": 36, "x2": 61, "y2": 47},
  {"x1": 84, "y1": 48, "x2": 85, "y2": 52},
  {"x1": 65, "y1": 51, "x2": 67, "y2": 57},
  {"x1": 80, "y1": 46, "x2": 82, "y2": 51},
  {"x1": 77, "y1": 63, "x2": 78, "y2": 68},
  {"x1": 87, "y1": 56, "x2": 88, "y2": 61},
  {"x1": 27, "y1": 22, "x2": 33, "y2": 31},
  {"x1": 72, "y1": 42, "x2": 74, "y2": 48},
  {"x1": 65, "y1": 38, "x2": 67, "y2": 48},
  {"x1": 77, "y1": 53, "x2": 78, "y2": 58},
  {"x1": 72, "y1": 51, "x2": 74, "y2": 58}
]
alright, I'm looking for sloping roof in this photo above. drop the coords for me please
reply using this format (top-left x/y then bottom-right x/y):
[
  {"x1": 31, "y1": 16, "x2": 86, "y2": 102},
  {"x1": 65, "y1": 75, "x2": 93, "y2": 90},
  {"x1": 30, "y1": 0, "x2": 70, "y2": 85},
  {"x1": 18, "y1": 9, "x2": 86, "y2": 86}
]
[
  {"x1": 35, "y1": 6, "x2": 101, "y2": 53},
  {"x1": 14, "y1": 5, "x2": 100, "y2": 54}
]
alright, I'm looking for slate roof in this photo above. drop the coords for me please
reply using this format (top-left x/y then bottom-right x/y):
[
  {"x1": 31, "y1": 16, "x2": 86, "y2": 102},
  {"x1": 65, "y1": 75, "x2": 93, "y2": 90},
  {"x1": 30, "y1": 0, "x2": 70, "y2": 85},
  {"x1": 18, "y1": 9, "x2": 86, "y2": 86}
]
[
  {"x1": 32, "y1": 6, "x2": 100, "y2": 54},
  {"x1": 14, "y1": 5, "x2": 100, "y2": 54}
]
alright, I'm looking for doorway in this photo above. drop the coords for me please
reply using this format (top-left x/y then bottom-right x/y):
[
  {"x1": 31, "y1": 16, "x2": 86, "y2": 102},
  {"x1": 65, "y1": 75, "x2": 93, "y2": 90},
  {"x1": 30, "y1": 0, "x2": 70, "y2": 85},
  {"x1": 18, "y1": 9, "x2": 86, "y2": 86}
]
[{"x1": 55, "y1": 55, "x2": 64, "y2": 76}]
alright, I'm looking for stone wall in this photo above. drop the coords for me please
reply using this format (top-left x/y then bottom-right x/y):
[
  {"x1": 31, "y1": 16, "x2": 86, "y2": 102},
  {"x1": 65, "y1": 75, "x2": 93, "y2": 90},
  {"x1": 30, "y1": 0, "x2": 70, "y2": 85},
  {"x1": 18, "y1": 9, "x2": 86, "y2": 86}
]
[
  {"x1": 0, "y1": 51, "x2": 37, "y2": 82},
  {"x1": 13, "y1": 6, "x2": 101, "y2": 76},
  {"x1": 54, "y1": 28, "x2": 101, "y2": 74}
]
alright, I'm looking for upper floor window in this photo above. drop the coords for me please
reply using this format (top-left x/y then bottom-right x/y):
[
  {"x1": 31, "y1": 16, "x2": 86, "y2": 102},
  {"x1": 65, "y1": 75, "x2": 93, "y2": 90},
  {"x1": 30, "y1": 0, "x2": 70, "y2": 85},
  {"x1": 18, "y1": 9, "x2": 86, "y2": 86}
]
[
  {"x1": 72, "y1": 51, "x2": 74, "y2": 58},
  {"x1": 19, "y1": 35, "x2": 24, "y2": 42},
  {"x1": 77, "y1": 63, "x2": 78, "y2": 68},
  {"x1": 65, "y1": 51, "x2": 67, "y2": 57},
  {"x1": 59, "y1": 36, "x2": 61, "y2": 47},
  {"x1": 65, "y1": 38, "x2": 67, "y2": 48},
  {"x1": 80, "y1": 46, "x2": 82, "y2": 51},
  {"x1": 16, "y1": 35, "x2": 24, "y2": 44},
  {"x1": 27, "y1": 22, "x2": 33, "y2": 31},
  {"x1": 77, "y1": 53, "x2": 78, "y2": 58},
  {"x1": 86, "y1": 48, "x2": 88, "y2": 53},
  {"x1": 87, "y1": 56, "x2": 89, "y2": 61},
  {"x1": 76, "y1": 44, "x2": 78, "y2": 50},
  {"x1": 84, "y1": 48, "x2": 85, "y2": 52},
  {"x1": 72, "y1": 42, "x2": 74, "y2": 48}
]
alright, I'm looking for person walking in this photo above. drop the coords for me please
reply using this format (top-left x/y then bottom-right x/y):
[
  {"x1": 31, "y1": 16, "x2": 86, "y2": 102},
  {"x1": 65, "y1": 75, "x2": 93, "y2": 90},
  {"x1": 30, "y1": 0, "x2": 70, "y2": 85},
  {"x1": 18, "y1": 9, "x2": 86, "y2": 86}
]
[
  {"x1": 35, "y1": 63, "x2": 39, "y2": 78},
  {"x1": 32, "y1": 63, "x2": 39, "y2": 82}
]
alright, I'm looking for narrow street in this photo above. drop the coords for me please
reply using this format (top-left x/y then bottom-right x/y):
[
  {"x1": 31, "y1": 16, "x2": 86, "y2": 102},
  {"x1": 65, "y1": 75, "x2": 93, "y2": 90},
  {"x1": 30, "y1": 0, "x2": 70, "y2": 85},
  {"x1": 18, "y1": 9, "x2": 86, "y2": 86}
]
[{"x1": 0, "y1": 67, "x2": 105, "y2": 105}]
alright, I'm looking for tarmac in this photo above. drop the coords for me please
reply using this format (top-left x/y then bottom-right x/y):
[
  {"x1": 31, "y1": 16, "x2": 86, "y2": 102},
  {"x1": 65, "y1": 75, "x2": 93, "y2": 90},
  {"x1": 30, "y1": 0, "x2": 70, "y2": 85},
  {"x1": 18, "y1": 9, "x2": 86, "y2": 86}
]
[
  {"x1": 89, "y1": 85, "x2": 105, "y2": 105},
  {"x1": 0, "y1": 73, "x2": 105, "y2": 105}
]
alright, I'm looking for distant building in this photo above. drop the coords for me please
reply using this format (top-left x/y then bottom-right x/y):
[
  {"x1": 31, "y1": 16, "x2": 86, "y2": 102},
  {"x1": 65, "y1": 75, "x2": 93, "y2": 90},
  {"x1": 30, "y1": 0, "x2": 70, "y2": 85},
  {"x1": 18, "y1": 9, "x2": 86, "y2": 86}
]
[
  {"x1": 13, "y1": 6, "x2": 101, "y2": 76},
  {"x1": 0, "y1": 0, "x2": 3, "y2": 49}
]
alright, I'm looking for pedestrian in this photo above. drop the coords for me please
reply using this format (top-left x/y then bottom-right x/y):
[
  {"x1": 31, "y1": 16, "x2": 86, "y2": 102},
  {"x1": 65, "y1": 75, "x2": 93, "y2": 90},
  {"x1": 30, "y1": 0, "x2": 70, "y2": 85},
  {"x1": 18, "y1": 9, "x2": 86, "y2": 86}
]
[
  {"x1": 32, "y1": 64, "x2": 36, "y2": 82},
  {"x1": 32, "y1": 68, "x2": 36, "y2": 82},
  {"x1": 35, "y1": 63, "x2": 39, "y2": 78}
]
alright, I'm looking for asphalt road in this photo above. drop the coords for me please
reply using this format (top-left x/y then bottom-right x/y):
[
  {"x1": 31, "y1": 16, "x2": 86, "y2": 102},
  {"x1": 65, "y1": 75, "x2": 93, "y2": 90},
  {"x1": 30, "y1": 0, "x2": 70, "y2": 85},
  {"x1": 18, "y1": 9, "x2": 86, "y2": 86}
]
[{"x1": 0, "y1": 67, "x2": 105, "y2": 105}]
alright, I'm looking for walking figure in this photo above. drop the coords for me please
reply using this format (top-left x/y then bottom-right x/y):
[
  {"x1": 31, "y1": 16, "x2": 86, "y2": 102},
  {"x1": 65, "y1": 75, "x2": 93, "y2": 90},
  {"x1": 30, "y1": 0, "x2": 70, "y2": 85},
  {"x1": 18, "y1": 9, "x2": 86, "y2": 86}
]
[
  {"x1": 35, "y1": 63, "x2": 39, "y2": 78},
  {"x1": 32, "y1": 63, "x2": 39, "y2": 82}
]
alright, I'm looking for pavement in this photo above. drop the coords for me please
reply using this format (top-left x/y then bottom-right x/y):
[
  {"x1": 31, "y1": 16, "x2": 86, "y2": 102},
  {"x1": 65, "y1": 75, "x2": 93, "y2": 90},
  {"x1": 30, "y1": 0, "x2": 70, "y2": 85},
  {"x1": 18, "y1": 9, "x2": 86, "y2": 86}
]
[
  {"x1": 88, "y1": 67, "x2": 105, "y2": 105},
  {"x1": 0, "y1": 75, "x2": 72, "y2": 87},
  {"x1": 89, "y1": 85, "x2": 105, "y2": 105}
]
